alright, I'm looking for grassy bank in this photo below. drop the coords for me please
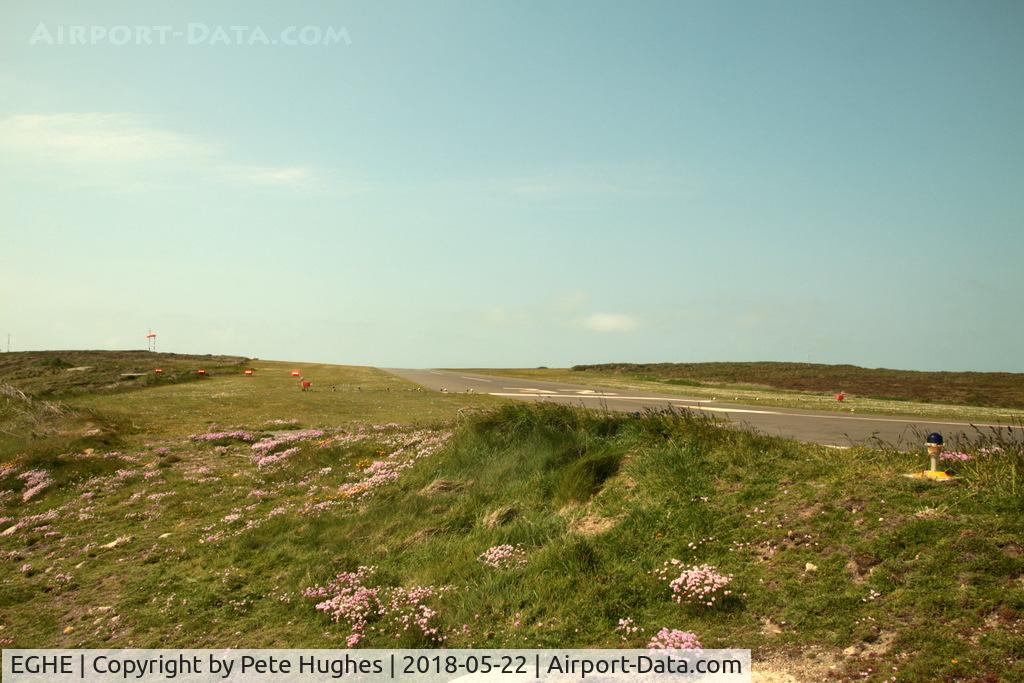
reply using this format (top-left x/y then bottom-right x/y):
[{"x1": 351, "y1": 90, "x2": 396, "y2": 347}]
[
  {"x1": 2, "y1": 367, "x2": 1022, "y2": 681},
  {"x1": 0, "y1": 350, "x2": 248, "y2": 397},
  {"x1": 62, "y1": 360, "x2": 500, "y2": 438}
]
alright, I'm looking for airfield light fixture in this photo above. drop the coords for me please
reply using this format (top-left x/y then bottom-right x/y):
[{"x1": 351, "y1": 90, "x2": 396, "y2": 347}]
[{"x1": 904, "y1": 431, "x2": 957, "y2": 482}]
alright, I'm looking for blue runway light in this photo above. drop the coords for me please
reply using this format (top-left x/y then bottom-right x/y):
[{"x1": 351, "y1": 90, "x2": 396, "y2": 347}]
[{"x1": 925, "y1": 432, "x2": 944, "y2": 446}]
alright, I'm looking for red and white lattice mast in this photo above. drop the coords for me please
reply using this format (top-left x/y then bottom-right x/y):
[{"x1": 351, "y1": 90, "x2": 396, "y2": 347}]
[{"x1": 145, "y1": 330, "x2": 157, "y2": 352}]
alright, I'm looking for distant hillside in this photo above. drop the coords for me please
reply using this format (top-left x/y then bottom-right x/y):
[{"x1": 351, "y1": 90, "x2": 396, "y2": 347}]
[
  {"x1": 0, "y1": 350, "x2": 248, "y2": 397},
  {"x1": 571, "y1": 362, "x2": 1024, "y2": 410}
]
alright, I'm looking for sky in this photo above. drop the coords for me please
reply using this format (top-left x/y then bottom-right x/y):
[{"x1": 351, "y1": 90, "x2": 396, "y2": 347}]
[{"x1": 1, "y1": 1, "x2": 1022, "y2": 371}]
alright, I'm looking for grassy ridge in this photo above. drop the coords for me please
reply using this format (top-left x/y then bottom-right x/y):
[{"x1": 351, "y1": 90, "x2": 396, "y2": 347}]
[
  {"x1": 0, "y1": 350, "x2": 248, "y2": 397},
  {"x1": 1, "y1": 359, "x2": 497, "y2": 489},
  {"x1": 1, "y1": 364, "x2": 1022, "y2": 682},
  {"x1": 61, "y1": 360, "x2": 500, "y2": 437},
  {"x1": 571, "y1": 362, "x2": 1024, "y2": 410}
]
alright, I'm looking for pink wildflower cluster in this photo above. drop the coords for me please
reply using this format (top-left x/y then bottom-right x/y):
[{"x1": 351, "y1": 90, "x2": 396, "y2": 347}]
[
  {"x1": 251, "y1": 429, "x2": 325, "y2": 455},
  {"x1": 478, "y1": 544, "x2": 527, "y2": 569},
  {"x1": 303, "y1": 566, "x2": 445, "y2": 647},
  {"x1": 184, "y1": 465, "x2": 218, "y2": 484},
  {"x1": 299, "y1": 499, "x2": 341, "y2": 515},
  {"x1": 252, "y1": 446, "x2": 301, "y2": 468},
  {"x1": 338, "y1": 460, "x2": 408, "y2": 498},
  {"x1": 335, "y1": 430, "x2": 452, "y2": 499},
  {"x1": 337, "y1": 430, "x2": 452, "y2": 500},
  {"x1": 67, "y1": 449, "x2": 126, "y2": 462},
  {"x1": 939, "y1": 451, "x2": 972, "y2": 462},
  {"x1": 190, "y1": 430, "x2": 256, "y2": 442},
  {"x1": 616, "y1": 617, "x2": 641, "y2": 641},
  {"x1": 19, "y1": 470, "x2": 53, "y2": 502},
  {"x1": 330, "y1": 427, "x2": 449, "y2": 454},
  {"x1": 202, "y1": 530, "x2": 225, "y2": 544},
  {"x1": 1, "y1": 508, "x2": 59, "y2": 536},
  {"x1": 647, "y1": 627, "x2": 702, "y2": 651},
  {"x1": 321, "y1": 423, "x2": 401, "y2": 445},
  {"x1": 245, "y1": 429, "x2": 324, "y2": 467},
  {"x1": 657, "y1": 561, "x2": 733, "y2": 607},
  {"x1": 75, "y1": 465, "x2": 145, "y2": 500}
]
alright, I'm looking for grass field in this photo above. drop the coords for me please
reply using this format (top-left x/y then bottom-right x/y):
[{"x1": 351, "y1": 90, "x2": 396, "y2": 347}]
[
  {"x1": 0, "y1": 350, "x2": 248, "y2": 397},
  {"x1": 2, "y1": 356, "x2": 1023, "y2": 682},
  {"x1": 457, "y1": 365, "x2": 1024, "y2": 425}
]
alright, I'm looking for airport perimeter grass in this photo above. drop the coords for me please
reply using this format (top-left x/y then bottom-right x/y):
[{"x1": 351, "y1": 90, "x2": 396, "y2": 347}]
[
  {"x1": 461, "y1": 367, "x2": 1024, "y2": 425},
  {"x1": 0, "y1": 361, "x2": 499, "y2": 465},
  {"x1": 0, "y1": 350, "x2": 248, "y2": 397},
  {"x1": 2, "y1": 364, "x2": 1023, "y2": 681},
  {"x1": 62, "y1": 360, "x2": 501, "y2": 439}
]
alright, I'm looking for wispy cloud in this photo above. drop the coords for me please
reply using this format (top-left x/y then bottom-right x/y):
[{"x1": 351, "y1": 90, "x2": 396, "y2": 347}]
[
  {"x1": 0, "y1": 113, "x2": 317, "y2": 189},
  {"x1": 0, "y1": 113, "x2": 211, "y2": 162},
  {"x1": 582, "y1": 312, "x2": 638, "y2": 332}
]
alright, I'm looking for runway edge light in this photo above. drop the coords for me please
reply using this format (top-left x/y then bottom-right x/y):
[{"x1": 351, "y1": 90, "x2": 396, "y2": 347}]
[{"x1": 903, "y1": 431, "x2": 959, "y2": 482}]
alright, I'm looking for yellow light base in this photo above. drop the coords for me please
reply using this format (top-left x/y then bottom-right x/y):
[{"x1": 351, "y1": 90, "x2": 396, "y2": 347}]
[{"x1": 903, "y1": 470, "x2": 959, "y2": 482}]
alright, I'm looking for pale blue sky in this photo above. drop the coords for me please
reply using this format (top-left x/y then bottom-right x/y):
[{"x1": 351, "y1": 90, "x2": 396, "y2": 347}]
[{"x1": 1, "y1": 1, "x2": 1022, "y2": 370}]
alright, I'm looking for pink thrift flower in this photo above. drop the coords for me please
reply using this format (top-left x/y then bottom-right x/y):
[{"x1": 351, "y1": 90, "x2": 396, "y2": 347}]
[
  {"x1": 478, "y1": 544, "x2": 527, "y2": 569},
  {"x1": 664, "y1": 563, "x2": 733, "y2": 607},
  {"x1": 648, "y1": 627, "x2": 702, "y2": 651},
  {"x1": 19, "y1": 470, "x2": 53, "y2": 502},
  {"x1": 939, "y1": 451, "x2": 971, "y2": 462}
]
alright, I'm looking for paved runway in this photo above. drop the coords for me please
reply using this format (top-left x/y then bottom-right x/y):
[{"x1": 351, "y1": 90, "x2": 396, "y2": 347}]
[{"x1": 386, "y1": 368, "x2": 1023, "y2": 447}]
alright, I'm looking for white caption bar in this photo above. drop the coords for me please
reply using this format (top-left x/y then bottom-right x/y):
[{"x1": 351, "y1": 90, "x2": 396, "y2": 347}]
[{"x1": 4, "y1": 649, "x2": 751, "y2": 682}]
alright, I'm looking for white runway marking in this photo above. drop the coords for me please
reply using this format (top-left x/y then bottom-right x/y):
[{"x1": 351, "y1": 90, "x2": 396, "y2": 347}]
[
  {"x1": 487, "y1": 393, "x2": 781, "y2": 415},
  {"x1": 504, "y1": 387, "x2": 559, "y2": 393},
  {"x1": 485, "y1": 392, "x2": 1019, "y2": 429},
  {"x1": 503, "y1": 387, "x2": 619, "y2": 396},
  {"x1": 403, "y1": 371, "x2": 1021, "y2": 432}
]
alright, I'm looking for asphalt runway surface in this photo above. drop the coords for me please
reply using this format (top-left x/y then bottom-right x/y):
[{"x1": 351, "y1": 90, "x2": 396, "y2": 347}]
[{"x1": 386, "y1": 368, "x2": 1023, "y2": 448}]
